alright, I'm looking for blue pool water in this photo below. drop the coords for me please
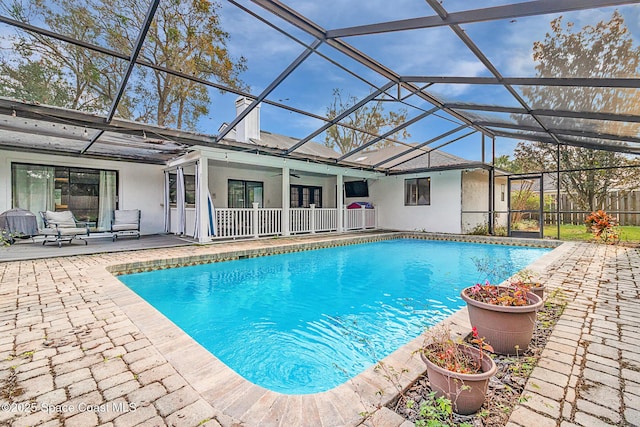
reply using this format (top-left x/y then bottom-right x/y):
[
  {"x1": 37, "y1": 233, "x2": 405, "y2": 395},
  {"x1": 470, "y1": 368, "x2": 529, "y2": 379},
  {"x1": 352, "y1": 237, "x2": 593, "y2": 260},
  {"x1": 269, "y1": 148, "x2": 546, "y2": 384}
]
[{"x1": 118, "y1": 238, "x2": 551, "y2": 394}]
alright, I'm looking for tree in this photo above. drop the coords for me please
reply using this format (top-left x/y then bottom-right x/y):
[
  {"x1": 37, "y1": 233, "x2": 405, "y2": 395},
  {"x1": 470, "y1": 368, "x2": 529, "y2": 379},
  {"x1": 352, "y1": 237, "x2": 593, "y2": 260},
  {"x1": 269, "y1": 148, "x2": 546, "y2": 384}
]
[
  {"x1": 0, "y1": 59, "x2": 74, "y2": 106},
  {"x1": 0, "y1": 0, "x2": 247, "y2": 130},
  {"x1": 1, "y1": 0, "x2": 123, "y2": 114},
  {"x1": 524, "y1": 11, "x2": 640, "y2": 138},
  {"x1": 511, "y1": 141, "x2": 640, "y2": 212},
  {"x1": 324, "y1": 89, "x2": 409, "y2": 154},
  {"x1": 511, "y1": 12, "x2": 640, "y2": 212}
]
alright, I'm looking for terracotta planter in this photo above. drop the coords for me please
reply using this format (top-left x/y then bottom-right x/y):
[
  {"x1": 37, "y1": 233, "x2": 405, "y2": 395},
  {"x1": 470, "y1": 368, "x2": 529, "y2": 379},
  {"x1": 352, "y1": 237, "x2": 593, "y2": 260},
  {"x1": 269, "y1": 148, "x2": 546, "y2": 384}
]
[
  {"x1": 524, "y1": 283, "x2": 545, "y2": 300},
  {"x1": 461, "y1": 288, "x2": 543, "y2": 355},
  {"x1": 420, "y1": 344, "x2": 497, "y2": 415}
]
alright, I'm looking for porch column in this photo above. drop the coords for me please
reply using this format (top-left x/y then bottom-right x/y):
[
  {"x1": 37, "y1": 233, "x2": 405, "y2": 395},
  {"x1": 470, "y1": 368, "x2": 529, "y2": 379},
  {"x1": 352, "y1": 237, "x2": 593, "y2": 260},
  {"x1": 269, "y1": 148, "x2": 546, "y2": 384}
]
[
  {"x1": 252, "y1": 202, "x2": 260, "y2": 239},
  {"x1": 282, "y1": 166, "x2": 290, "y2": 236},
  {"x1": 337, "y1": 173, "x2": 343, "y2": 233},
  {"x1": 309, "y1": 204, "x2": 316, "y2": 234},
  {"x1": 197, "y1": 157, "x2": 211, "y2": 243}
]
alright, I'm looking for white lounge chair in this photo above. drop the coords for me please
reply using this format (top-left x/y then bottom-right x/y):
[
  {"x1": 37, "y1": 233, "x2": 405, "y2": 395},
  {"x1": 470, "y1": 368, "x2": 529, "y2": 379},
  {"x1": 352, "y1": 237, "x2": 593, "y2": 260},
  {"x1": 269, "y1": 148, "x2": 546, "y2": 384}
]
[
  {"x1": 39, "y1": 210, "x2": 90, "y2": 247},
  {"x1": 110, "y1": 209, "x2": 141, "y2": 241}
]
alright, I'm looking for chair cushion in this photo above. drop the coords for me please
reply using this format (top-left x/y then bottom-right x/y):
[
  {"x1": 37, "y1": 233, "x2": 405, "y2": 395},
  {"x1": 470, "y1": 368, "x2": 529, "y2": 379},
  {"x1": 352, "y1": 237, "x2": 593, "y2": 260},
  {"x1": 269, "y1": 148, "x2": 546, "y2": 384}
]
[
  {"x1": 40, "y1": 227, "x2": 58, "y2": 236},
  {"x1": 114, "y1": 210, "x2": 139, "y2": 225},
  {"x1": 44, "y1": 211, "x2": 76, "y2": 228},
  {"x1": 112, "y1": 223, "x2": 139, "y2": 231},
  {"x1": 57, "y1": 227, "x2": 89, "y2": 236}
]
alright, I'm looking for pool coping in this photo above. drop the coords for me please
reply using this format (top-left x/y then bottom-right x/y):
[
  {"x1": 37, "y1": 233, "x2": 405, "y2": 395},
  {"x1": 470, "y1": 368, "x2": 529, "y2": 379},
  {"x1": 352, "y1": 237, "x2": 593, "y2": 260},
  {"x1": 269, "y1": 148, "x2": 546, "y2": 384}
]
[{"x1": 99, "y1": 232, "x2": 568, "y2": 426}]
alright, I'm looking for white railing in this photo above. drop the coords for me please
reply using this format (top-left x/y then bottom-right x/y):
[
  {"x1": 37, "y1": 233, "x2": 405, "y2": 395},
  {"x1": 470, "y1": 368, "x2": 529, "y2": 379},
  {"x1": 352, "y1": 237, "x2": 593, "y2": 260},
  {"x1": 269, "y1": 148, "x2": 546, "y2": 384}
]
[
  {"x1": 315, "y1": 208, "x2": 338, "y2": 232},
  {"x1": 344, "y1": 206, "x2": 376, "y2": 230},
  {"x1": 290, "y1": 205, "x2": 339, "y2": 234},
  {"x1": 364, "y1": 208, "x2": 376, "y2": 228},
  {"x1": 344, "y1": 208, "x2": 360, "y2": 230},
  {"x1": 214, "y1": 208, "x2": 254, "y2": 239},
  {"x1": 212, "y1": 205, "x2": 375, "y2": 239},
  {"x1": 258, "y1": 208, "x2": 282, "y2": 236},
  {"x1": 290, "y1": 208, "x2": 311, "y2": 234}
]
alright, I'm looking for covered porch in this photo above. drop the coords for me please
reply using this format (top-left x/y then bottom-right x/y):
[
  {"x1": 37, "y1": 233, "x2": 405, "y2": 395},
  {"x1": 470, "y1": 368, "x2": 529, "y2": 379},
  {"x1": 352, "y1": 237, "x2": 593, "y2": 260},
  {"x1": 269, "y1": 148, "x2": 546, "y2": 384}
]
[{"x1": 165, "y1": 146, "x2": 381, "y2": 242}]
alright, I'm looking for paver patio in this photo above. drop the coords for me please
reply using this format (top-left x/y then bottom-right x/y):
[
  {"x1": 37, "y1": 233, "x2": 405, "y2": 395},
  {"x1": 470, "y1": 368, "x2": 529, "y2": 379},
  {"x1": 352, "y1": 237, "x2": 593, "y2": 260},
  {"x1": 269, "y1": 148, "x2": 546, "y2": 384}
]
[{"x1": 0, "y1": 233, "x2": 638, "y2": 426}]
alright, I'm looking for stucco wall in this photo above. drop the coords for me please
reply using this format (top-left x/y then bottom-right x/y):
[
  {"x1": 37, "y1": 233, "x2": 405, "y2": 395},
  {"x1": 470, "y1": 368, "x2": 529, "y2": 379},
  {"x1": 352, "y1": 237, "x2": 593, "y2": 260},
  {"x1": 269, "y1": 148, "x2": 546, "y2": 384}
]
[
  {"x1": 206, "y1": 161, "x2": 337, "y2": 208},
  {"x1": 461, "y1": 169, "x2": 488, "y2": 233},
  {"x1": 372, "y1": 170, "x2": 463, "y2": 233},
  {"x1": 461, "y1": 169, "x2": 509, "y2": 232},
  {"x1": 494, "y1": 175, "x2": 509, "y2": 229},
  {"x1": 0, "y1": 149, "x2": 165, "y2": 235}
]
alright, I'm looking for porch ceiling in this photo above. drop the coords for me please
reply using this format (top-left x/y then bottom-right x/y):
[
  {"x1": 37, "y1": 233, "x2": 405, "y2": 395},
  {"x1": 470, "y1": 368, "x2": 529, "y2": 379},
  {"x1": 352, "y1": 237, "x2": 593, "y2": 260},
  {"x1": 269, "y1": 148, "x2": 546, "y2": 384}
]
[{"x1": 1, "y1": 1, "x2": 640, "y2": 171}]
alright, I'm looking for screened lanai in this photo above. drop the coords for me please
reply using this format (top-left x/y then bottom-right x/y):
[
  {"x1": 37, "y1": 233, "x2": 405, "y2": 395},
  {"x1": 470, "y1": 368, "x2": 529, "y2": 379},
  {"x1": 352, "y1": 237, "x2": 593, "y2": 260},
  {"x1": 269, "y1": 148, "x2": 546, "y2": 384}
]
[{"x1": 2, "y1": 0, "x2": 640, "y2": 240}]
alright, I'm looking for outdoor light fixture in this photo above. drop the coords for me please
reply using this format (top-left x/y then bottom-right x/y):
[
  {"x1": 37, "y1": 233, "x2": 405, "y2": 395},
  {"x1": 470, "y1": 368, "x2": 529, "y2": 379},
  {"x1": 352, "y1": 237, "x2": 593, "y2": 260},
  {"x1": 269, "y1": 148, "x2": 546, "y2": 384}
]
[{"x1": 83, "y1": 127, "x2": 88, "y2": 137}]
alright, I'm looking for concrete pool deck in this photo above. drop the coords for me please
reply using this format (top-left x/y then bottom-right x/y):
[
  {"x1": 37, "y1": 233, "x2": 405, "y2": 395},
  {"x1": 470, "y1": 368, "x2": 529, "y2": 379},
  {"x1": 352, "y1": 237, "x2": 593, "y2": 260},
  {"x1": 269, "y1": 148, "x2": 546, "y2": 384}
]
[{"x1": 0, "y1": 232, "x2": 638, "y2": 426}]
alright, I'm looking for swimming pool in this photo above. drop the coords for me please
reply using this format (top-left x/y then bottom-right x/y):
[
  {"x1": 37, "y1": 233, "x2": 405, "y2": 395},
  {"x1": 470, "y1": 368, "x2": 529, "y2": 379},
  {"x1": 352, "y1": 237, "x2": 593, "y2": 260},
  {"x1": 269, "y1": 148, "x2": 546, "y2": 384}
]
[{"x1": 118, "y1": 238, "x2": 551, "y2": 394}]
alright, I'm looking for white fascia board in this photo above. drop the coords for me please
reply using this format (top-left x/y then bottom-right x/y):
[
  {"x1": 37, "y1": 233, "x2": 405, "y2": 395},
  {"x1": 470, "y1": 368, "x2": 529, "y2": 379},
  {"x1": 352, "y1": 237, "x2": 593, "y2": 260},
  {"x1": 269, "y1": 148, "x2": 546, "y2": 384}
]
[
  {"x1": 165, "y1": 150, "x2": 201, "y2": 168},
  {"x1": 191, "y1": 146, "x2": 384, "y2": 179}
]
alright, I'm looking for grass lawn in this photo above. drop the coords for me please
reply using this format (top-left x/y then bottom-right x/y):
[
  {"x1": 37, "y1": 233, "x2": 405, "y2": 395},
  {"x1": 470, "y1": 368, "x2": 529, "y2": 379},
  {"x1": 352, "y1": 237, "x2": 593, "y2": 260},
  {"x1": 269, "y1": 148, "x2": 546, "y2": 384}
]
[{"x1": 543, "y1": 224, "x2": 640, "y2": 243}]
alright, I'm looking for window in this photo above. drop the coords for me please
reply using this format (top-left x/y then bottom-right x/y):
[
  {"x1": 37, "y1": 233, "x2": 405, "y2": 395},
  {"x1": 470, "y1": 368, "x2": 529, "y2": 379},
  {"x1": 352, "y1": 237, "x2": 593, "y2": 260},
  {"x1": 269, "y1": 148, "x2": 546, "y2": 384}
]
[
  {"x1": 405, "y1": 177, "x2": 430, "y2": 206},
  {"x1": 291, "y1": 185, "x2": 322, "y2": 208},
  {"x1": 228, "y1": 179, "x2": 263, "y2": 208},
  {"x1": 12, "y1": 163, "x2": 118, "y2": 228},
  {"x1": 168, "y1": 173, "x2": 196, "y2": 205}
]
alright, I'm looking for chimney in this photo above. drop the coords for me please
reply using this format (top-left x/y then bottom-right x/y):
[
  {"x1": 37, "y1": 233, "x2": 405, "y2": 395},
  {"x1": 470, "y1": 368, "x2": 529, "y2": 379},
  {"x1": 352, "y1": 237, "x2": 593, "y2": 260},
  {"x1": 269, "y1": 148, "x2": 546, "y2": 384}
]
[{"x1": 234, "y1": 97, "x2": 261, "y2": 143}]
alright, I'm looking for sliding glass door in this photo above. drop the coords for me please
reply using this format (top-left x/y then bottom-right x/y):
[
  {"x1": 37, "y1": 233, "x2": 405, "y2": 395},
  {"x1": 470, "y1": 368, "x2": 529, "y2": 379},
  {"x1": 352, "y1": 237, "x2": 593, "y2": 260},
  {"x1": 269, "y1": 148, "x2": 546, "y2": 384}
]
[
  {"x1": 12, "y1": 163, "x2": 118, "y2": 230},
  {"x1": 228, "y1": 179, "x2": 263, "y2": 208}
]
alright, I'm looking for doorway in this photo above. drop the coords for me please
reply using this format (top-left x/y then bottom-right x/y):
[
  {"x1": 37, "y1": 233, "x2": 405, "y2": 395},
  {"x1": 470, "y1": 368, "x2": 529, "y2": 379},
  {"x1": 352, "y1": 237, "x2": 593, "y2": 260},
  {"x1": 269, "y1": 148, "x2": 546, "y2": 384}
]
[{"x1": 508, "y1": 174, "x2": 543, "y2": 238}]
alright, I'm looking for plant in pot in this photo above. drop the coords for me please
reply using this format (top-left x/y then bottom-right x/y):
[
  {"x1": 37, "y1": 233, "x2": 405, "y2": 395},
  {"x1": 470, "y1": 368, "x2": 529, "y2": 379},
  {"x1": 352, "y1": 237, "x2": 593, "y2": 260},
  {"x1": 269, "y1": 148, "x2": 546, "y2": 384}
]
[
  {"x1": 511, "y1": 269, "x2": 545, "y2": 299},
  {"x1": 419, "y1": 325, "x2": 497, "y2": 415},
  {"x1": 460, "y1": 281, "x2": 543, "y2": 355}
]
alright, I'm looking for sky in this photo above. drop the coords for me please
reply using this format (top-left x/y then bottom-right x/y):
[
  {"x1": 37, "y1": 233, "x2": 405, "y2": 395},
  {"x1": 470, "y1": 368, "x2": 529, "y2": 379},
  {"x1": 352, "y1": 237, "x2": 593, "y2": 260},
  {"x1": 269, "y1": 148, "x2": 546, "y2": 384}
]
[
  {"x1": 2, "y1": 0, "x2": 640, "y2": 163},
  {"x1": 199, "y1": 0, "x2": 640, "y2": 162}
]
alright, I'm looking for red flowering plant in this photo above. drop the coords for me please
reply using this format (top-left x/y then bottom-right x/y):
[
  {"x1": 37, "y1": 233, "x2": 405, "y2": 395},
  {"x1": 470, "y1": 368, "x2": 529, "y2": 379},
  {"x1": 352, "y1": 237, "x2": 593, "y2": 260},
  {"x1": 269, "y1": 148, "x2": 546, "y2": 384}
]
[
  {"x1": 464, "y1": 281, "x2": 530, "y2": 306},
  {"x1": 420, "y1": 325, "x2": 493, "y2": 374},
  {"x1": 585, "y1": 210, "x2": 620, "y2": 244}
]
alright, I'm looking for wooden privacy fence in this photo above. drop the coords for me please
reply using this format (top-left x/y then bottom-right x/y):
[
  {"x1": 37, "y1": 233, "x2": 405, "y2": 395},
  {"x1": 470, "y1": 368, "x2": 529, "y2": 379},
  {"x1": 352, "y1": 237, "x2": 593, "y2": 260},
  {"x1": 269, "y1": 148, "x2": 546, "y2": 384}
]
[{"x1": 545, "y1": 191, "x2": 640, "y2": 226}]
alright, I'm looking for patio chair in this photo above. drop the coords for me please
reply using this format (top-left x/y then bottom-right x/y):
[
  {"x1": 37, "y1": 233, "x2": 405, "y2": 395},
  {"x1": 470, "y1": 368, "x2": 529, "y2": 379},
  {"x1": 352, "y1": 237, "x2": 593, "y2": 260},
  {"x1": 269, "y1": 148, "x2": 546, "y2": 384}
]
[
  {"x1": 39, "y1": 210, "x2": 90, "y2": 247},
  {"x1": 110, "y1": 209, "x2": 141, "y2": 241}
]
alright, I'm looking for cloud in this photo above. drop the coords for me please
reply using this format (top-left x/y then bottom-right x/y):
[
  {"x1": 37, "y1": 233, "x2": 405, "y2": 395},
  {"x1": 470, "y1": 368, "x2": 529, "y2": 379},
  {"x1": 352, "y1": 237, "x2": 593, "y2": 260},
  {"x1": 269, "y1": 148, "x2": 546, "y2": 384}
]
[{"x1": 214, "y1": 0, "x2": 640, "y2": 149}]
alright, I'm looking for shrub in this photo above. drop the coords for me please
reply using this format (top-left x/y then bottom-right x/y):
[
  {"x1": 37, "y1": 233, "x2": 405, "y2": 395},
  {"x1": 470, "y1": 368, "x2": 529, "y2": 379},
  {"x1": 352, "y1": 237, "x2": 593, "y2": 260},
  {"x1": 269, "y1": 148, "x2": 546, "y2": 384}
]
[{"x1": 585, "y1": 210, "x2": 619, "y2": 244}]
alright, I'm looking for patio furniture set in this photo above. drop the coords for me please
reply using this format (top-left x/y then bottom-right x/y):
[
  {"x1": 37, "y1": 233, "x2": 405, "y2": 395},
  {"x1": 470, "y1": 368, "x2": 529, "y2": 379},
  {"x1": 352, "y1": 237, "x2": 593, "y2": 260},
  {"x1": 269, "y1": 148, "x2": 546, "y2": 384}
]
[{"x1": 0, "y1": 208, "x2": 141, "y2": 247}]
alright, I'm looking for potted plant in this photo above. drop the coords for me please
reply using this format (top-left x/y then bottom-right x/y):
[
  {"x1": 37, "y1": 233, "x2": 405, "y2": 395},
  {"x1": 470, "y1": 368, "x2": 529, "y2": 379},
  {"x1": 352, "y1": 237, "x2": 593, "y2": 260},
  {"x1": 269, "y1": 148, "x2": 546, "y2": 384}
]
[
  {"x1": 511, "y1": 269, "x2": 545, "y2": 299},
  {"x1": 419, "y1": 325, "x2": 497, "y2": 415},
  {"x1": 460, "y1": 281, "x2": 543, "y2": 355}
]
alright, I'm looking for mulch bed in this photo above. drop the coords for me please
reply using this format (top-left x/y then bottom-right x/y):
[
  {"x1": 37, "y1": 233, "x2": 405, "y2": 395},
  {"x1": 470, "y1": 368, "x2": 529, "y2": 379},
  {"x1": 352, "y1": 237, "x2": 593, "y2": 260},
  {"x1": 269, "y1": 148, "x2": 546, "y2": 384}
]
[{"x1": 390, "y1": 292, "x2": 567, "y2": 426}]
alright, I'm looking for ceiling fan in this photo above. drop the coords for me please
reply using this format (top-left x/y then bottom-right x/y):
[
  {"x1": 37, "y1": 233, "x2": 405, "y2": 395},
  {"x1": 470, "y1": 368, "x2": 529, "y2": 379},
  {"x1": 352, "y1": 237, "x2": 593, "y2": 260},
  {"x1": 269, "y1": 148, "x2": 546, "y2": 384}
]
[{"x1": 271, "y1": 172, "x2": 301, "y2": 178}]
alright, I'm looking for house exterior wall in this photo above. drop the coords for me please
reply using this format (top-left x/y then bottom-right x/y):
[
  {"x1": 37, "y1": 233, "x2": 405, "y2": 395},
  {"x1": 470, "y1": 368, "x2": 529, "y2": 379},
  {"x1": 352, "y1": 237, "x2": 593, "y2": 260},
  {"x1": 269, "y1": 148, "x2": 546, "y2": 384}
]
[
  {"x1": 461, "y1": 169, "x2": 488, "y2": 233},
  {"x1": 461, "y1": 169, "x2": 509, "y2": 233},
  {"x1": 206, "y1": 162, "x2": 337, "y2": 208},
  {"x1": 372, "y1": 170, "x2": 463, "y2": 233},
  {"x1": 0, "y1": 149, "x2": 165, "y2": 235},
  {"x1": 494, "y1": 175, "x2": 509, "y2": 229}
]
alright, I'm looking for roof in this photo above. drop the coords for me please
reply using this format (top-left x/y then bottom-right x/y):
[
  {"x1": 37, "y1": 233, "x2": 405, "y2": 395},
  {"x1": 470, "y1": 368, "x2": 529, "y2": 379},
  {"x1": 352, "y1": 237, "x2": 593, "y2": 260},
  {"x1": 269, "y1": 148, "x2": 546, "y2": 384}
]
[
  {"x1": 247, "y1": 131, "x2": 340, "y2": 161},
  {"x1": 342, "y1": 144, "x2": 474, "y2": 171}
]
